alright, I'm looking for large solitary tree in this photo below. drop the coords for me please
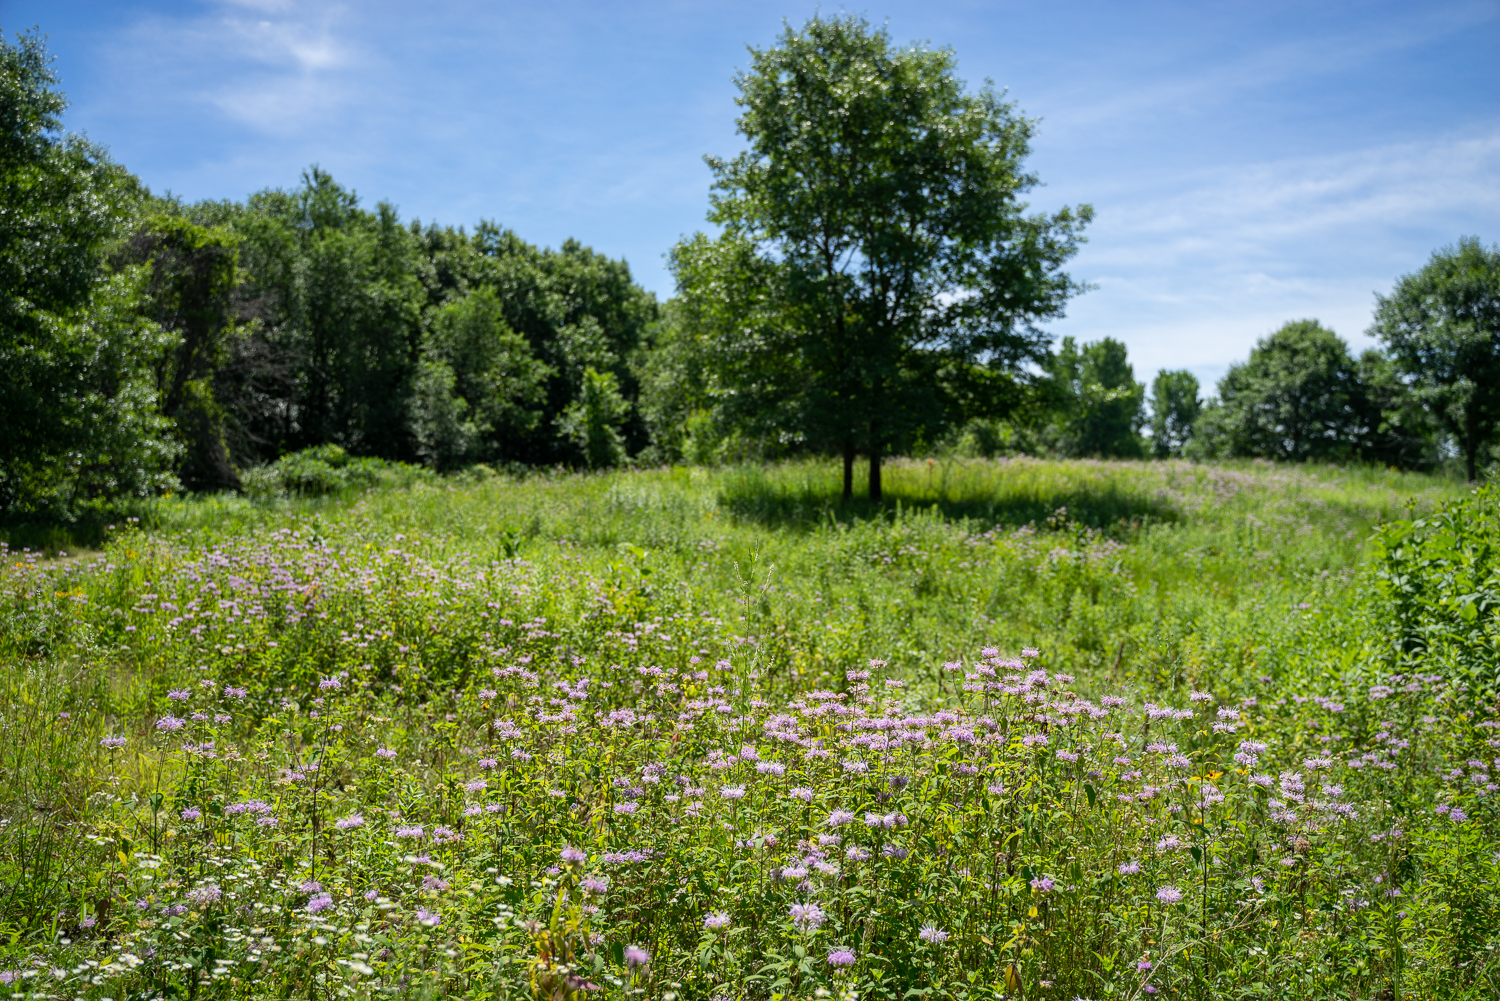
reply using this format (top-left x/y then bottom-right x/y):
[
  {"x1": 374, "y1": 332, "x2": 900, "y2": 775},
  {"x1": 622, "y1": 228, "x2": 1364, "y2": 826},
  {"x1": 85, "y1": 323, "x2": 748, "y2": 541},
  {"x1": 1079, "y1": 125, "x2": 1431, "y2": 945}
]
[
  {"x1": 1369, "y1": 237, "x2": 1500, "y2": 482},
  {"x1": 684, "y1": 15, "x2": 1092, "y2": 500}
]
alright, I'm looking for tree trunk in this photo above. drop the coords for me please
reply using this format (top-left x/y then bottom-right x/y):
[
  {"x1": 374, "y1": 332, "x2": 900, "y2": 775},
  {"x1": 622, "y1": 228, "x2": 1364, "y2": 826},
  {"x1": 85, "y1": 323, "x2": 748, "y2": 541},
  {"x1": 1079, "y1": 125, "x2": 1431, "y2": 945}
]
[
  {"x1": 1466, "y1": 435, "x2": 1478, "y2": 483},
  {"x1": 842, "y1": 442, "x2": 855, "y2": 502},
  {"x1": 869, "y1": 451, "x2": 882, "y2": 503}
]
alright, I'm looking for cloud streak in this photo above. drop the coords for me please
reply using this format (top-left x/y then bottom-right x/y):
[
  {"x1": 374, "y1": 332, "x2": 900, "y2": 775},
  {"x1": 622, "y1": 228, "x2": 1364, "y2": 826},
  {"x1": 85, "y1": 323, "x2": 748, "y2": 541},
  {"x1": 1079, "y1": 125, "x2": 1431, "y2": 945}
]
[
  {"x1": 1055, "y1": 126, "x2": 1500, "y2": 387},
  {"x1": 105, "y1": 0, "x2": 362, "y2": 137}
]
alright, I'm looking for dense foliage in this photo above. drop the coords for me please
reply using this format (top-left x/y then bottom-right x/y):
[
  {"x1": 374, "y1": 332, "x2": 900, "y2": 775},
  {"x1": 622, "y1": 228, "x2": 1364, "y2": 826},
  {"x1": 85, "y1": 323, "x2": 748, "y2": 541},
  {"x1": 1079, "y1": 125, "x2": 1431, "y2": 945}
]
[
  {"x1": 1039, "y1": 338, "x2": 1145, "y2": 460},
  {"x1": 1, "y1": 459, "x2": 1496, "y2": 1000},
  {"x1": 1373, "y1": 485, "x2": 1500, "y2": 698},
  {"x1": 1189, "y1": 321, "x2": 1378, "y2": 463},
  {"x1": 1, "y1": 19, "x2": 1496, "y2": 533},
  {"x1": 1148, "y1": 371, "x2": 1201, "y2": 460},
  {"x1": 1369, "y1": 238, "x2": 1500, "y2": 482},
  {"x1": 0, "y1": 29, "x2": 177, "y2": 516},
  {"x1": 676, "y1": 16, "x2": 1093, "y2": 500},
  {"x1": 0, "y1": 29, "x2": 658, "y2": 520}
]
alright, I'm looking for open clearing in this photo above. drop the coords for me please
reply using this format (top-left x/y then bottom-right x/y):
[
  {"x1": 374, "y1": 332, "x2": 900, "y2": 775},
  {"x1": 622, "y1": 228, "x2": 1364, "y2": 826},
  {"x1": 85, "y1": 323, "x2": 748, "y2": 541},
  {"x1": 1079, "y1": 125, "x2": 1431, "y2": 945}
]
[{"x1": 2, "y1": 458, "x2": 1496, "y2": 1000}]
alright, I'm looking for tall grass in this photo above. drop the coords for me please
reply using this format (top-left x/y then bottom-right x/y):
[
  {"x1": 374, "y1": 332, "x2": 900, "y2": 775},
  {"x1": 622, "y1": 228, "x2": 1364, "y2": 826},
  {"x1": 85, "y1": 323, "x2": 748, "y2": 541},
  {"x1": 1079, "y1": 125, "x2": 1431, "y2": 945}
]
[{"x1": 0, "y1": 458, "x2": 1491, "y2": 1000}]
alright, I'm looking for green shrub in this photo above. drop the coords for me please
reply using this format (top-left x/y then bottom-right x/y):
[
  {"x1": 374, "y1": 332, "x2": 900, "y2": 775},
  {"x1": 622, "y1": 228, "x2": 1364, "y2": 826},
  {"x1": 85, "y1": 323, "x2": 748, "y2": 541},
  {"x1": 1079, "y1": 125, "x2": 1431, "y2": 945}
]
[
  {"x1": 1373, "y1": 485, "x2": 1500, "y2": 696},
  {"x1": 240, "y1": 444, "x2": 431, "y2": 500}
]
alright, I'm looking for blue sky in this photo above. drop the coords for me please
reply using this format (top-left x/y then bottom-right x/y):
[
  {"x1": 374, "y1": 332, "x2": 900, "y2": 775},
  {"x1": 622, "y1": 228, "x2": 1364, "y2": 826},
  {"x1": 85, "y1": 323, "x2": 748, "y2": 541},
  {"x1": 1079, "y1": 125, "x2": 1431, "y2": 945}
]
[{"x1": 4, "y1": 0, "x2": 1497, "y2": 390}]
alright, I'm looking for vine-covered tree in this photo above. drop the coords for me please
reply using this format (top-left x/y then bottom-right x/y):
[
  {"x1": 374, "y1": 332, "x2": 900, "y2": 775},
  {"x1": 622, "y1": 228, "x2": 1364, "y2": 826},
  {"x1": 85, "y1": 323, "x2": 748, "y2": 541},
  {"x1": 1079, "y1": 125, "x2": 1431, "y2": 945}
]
[{"x1": 115, "y1": 214, "x2": 244, "y2": 490}]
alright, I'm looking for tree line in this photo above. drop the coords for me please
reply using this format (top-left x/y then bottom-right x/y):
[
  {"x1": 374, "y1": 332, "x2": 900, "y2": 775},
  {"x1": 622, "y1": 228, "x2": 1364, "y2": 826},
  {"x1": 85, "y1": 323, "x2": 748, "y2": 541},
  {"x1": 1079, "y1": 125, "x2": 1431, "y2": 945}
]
[
  {"x1": 965, "y1": 291, "x2": 1500, "y2": 481},
  {"x1": 3, "y1": 19, "x2": 1497, "y2": 520}
]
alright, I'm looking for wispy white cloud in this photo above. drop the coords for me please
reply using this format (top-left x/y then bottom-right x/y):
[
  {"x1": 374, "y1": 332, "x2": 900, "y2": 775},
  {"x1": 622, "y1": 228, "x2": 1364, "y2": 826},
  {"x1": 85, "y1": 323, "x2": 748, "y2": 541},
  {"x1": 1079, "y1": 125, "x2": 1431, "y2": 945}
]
[
  {"x1": 1091, "y1": 130, "x2": 1498, "y2": 257},
  {"x1": 104, "y1": 0, "x2": 362, "y2": 137},
  {"x1": 215, "y1": 0, "x2": 300, "y2": 13},
  {"x1": 1037, "y1": 2, "x2": 1498, "y2": 145},
  {"x1": 1055, "y1": 126, "x2": 1500, "y2": 387}
]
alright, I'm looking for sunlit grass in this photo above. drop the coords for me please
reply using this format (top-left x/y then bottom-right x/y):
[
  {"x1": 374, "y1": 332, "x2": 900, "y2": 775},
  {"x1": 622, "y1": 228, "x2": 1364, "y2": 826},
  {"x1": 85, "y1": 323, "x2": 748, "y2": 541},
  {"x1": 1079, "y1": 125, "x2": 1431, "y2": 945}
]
[{"x1": 0, "y1": 458, "x2": 1492, "y2": 1000}]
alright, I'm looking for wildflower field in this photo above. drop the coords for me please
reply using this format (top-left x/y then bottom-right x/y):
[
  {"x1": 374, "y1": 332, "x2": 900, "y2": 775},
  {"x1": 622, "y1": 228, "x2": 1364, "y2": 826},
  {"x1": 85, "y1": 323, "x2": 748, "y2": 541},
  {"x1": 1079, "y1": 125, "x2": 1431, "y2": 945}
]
[{"x1": 2, "y1": 458, "x2": 1498, "y2": 1001}]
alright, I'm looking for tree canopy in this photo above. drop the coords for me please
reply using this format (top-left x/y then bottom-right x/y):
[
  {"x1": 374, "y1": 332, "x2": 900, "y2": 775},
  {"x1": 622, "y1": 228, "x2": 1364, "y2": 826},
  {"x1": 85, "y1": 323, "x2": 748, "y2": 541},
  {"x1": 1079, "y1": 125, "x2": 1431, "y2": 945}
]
[
  {"x1": 0, "y1": 28, "x2": 177, "y2": 515},
  {"x1": 1044, "y1": 336, "x2": 1146, "y2": 459},
  {"x1": 1369, "y1": 236, "x2": 1500, "y2": 481},
  {"x1": 3, "y1": 22, "x2": 1491, "y2": 523},
  {"x1": 680, "y1": 14, "x2": 1092, "y2": 499},
  {"x1": 1190, "y1": 320, "x2": 1374, "y2": 462},
  {"x1": 1149, "y1": 369, "x2": 1201, "y2": 459}
]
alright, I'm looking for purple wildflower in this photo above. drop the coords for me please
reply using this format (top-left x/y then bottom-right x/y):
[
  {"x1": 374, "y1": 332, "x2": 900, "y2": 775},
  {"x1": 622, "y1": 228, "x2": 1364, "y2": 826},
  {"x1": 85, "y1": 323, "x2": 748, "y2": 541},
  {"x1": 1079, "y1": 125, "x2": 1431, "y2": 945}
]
[
  {"x1": 789, "y1": 902, "x2": 825, "y2": 932},
  {"x1": 186, "y1": 885, "x2": 221, "y2": 906}
]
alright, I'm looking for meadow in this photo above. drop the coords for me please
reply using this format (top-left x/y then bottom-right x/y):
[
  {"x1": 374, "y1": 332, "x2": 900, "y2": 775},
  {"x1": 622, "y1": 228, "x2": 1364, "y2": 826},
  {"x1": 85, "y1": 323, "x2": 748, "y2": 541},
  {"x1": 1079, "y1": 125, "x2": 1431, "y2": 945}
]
[{"x1": 1, "y1": 457, "x2": 1497, "y2": 1001}]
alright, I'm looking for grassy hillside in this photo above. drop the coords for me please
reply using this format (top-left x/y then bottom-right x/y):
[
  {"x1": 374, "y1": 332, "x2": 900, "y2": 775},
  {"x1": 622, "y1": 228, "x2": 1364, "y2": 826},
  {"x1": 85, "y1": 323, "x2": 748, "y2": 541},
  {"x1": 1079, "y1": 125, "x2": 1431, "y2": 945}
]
[{"x1": 1, "y1": 459, "x2": 1494, "y2": 1000}]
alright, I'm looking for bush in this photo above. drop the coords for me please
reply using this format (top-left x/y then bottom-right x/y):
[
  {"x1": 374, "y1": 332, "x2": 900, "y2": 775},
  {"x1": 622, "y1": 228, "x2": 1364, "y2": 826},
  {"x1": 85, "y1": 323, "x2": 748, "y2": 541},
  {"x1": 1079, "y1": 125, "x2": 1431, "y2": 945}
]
[
  {"x1": 240, "y1": 445, "x2": 430, "y2": 500},
  {"x1": 1373, "y1": 485, "x2": 1500, "y2": 696}
]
